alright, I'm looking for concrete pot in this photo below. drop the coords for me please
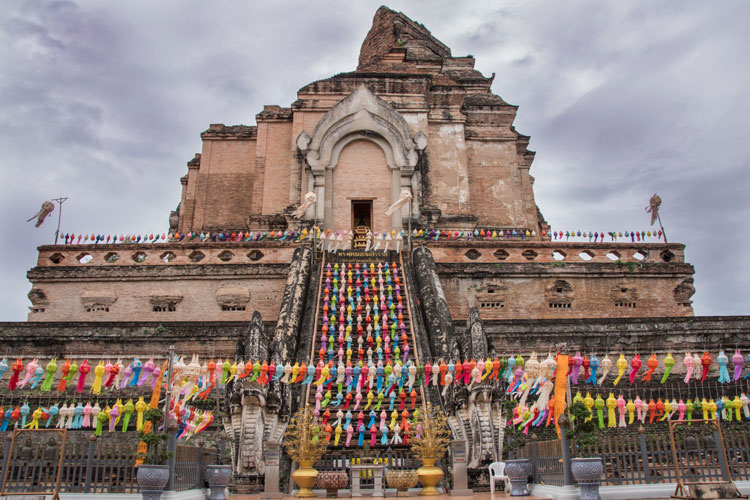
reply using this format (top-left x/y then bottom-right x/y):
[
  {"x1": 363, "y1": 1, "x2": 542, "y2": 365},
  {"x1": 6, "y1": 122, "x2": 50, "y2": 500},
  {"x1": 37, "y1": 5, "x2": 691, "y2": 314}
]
[
  {"x1": 571, "y1": 457, "x2": 603, "y2": 500},
  {"x1": 386, "y1": 469, "x2": 419, "y2": 492},
  {"x1": 504, "y1": 459, "x2": 531, "y2": 496},
  {"x1": 416, "y1": 458, "x2": 443, "y2": 496},
  {"x1": 292, "y1": 460, "x2": 318, "y2": 498},
  {"x1": 316, "y1": 470, "x2": 349, "y2": 497},
  {"x1": 206, "y1": 464, "x2": 232, "y2": 500},
  {"x1": 137, "y1": 464, "x2": 170, "y2": 500}
]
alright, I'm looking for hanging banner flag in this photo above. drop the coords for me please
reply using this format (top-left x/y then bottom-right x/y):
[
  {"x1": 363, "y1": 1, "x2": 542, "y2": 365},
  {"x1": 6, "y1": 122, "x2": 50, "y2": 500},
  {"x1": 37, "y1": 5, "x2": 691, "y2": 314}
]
[{"x1": 554, "y1": 354, "x2": 569, "y2": 438}]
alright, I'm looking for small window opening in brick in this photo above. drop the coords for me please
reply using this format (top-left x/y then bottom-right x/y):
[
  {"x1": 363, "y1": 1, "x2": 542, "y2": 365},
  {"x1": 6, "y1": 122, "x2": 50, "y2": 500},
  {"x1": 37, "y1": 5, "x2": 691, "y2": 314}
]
[
  {"x1": 615, "y1": 300, "x2": 637, "y2": 308},
  {"x1": 493, "y1": 249, "x2": 509, "y2": 261},
  {"x1": 30, "y1": 307, "x2": 45, "y2": 314},
  {"x1": 247, "y1": 250, "x2": 264, "y2": 261},
  {"x1": 189, "y1": 251, "x2": 205, "y2": 262},
  {"x1": 85, "y1": 304, "x2": 110, "y2": 313},
  {"x1": 522, "y1": 249, "x2": 538, "y2": 260},
  {"x1": 153, "y1": 304, "x2": 177, "y2": 312},
  {"x1": 49, "y1": 253, "x2": 65, "y2": 264},
  {"x1": 660, "y1": 249, "x2": 675, "y2": 262},
  {"x1": 160, "y1": 251, "x2": 176, "y2": 263},
  {"x1": 633, "y1": 251, "x2": 647, "y2": 261},
  {"x1": 77, "y1": 253, "x2": 93, "y2": 264},
  {"x1": 480, "y1": 301, "x2": 504, "y2": 309},
  {"x1": 132, "y1": 251, "x2": 148, "y2": 263},
  {"x1": 552, "y1": 251, "x2": 566, "y2": 261},
  {"x1": 104, "y1": 252, "x2": 120, "y2": 263},
  {"x1": 606, "y1": 252, "x2": 621, "y2": 261},
  {"x1": 221, "y1": 305, "x2": 246, "y2": 312},
  {"x1": 218, "y1": 250, "x2": 234, "y2": 262},
  {"x1": 464, "y1": 249, "x2": 481, "y2": 260},
  {"x1": 578, "y1": 250, "x2": 594, "y2": 261},
  {"x1": 549, "y1": 301, "x2": 571, "y2": 309}
]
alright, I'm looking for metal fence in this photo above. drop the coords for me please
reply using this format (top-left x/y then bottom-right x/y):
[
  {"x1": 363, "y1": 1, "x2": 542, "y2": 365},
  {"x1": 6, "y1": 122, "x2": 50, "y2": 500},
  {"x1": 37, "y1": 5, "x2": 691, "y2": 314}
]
[
  {"x1": 0, "y1": 430, "x2": 218, "y2": 494},
  {"x1": 314, "y1": 448, "x2": 447, "y2": 490},
  {"x1": 516, "y1": 425, "x2": 750, "y2": 487}
]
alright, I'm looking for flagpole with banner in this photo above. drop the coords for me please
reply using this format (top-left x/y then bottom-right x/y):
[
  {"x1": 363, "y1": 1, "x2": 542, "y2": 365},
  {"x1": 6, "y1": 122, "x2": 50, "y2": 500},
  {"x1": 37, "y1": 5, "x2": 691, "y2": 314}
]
[{"x1": 52, "y1": 197, "x2": 68, "y2": 245}]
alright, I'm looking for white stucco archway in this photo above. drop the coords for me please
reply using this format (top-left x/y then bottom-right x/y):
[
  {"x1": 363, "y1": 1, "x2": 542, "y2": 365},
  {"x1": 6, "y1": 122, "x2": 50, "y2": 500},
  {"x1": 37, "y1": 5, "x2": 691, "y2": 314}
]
[{"x1": 296, "y1": 85, "x2": 426, "y2": 229}]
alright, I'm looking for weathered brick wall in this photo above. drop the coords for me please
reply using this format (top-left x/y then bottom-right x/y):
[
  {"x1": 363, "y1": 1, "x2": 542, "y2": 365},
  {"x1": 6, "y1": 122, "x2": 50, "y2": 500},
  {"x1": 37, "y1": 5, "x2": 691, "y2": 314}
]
[
  {"x1": 258, "y1": 120, "x2": 294, "y2": 216},
  {"x1": 441, "y1": 272, "x2": 693, "y2": 321},
  {"x1": 192, "y1": 136, "x2": 257, "y2": 231},
  {"x1": 0, "y1": 321, "x2": 276, "y2": 357},
  {"x1": 4, "y1": 315, "x2": 746, "y2": 365},
  {"x1": 27, "y1": 244, "x2": 294, "y2": 322},
  {"x1": 466, "y1": 140, "x2": 532, "y2": 227},
  {"x1": 331, "y1": 139, "x2": 392, "y2": 232},
  {"x1": 424, "y1": 123, "x2": 469, "y2": 216}
]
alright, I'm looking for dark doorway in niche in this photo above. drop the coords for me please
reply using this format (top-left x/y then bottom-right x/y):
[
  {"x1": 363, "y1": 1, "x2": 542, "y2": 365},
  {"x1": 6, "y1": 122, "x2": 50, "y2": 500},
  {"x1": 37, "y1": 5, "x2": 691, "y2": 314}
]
[{"x1": 351, "y1": 200, "x2": 373, "y2": 249}]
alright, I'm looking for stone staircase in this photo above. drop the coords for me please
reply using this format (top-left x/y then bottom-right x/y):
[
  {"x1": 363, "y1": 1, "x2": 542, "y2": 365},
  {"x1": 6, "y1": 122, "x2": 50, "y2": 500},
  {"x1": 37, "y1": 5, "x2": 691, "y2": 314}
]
[{"x1": 303, "y1": 250, "x2": 424, "y2": 454}]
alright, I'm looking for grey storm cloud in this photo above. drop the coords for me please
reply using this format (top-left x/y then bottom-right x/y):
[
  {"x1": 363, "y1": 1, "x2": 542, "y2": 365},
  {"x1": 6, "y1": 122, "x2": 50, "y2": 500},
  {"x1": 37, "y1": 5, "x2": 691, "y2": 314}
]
[{"x1": 1, "y1": 0, "x2": 748, "y2": 320}]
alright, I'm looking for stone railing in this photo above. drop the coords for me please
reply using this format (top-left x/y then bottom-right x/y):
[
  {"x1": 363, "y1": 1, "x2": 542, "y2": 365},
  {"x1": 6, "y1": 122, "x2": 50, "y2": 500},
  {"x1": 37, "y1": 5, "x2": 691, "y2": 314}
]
[
  {"x1": 35, "y1": 242, "x2": 302, "y2": 267},
  {"x1": 35, "y1": 240, "x2": 686, "y2": 267},
  {"x1": 418, "y1": 241, "x2": 685, "y2": 264}
]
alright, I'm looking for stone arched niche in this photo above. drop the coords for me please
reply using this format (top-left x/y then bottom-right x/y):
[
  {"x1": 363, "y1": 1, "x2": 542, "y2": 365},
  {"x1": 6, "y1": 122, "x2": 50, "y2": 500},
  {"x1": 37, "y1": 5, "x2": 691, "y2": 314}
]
[{"x1": 296, "y1": 85, "x2": 427, "y2": 229}]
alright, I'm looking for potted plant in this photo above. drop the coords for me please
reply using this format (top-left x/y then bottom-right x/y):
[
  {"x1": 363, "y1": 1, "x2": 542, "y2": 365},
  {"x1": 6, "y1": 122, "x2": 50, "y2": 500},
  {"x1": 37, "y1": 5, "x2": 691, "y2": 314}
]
[
  {"x1": 567, "y1": 401, "x2": 603, "y2": 500},
  {"x1": 136, "y1": 408, "x2": 172, "y2": 500},
  {"x1": 408, "y1": 403, "x2": 451, "y2": 496},
  {"x1": 283, "y1": 406, "x2": 329, "y2": 498}
]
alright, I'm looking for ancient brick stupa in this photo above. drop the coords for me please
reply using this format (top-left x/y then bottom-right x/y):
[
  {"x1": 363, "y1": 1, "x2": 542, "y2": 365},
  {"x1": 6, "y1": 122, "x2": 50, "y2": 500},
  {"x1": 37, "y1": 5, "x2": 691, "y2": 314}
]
[{"x1": 16, "y1": 6, "x2": 732, "y2": 492}]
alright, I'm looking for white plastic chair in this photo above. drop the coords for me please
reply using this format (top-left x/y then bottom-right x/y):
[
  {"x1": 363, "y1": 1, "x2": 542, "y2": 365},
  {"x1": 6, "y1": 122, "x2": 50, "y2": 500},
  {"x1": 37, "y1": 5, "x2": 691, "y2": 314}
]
[{"x1": 489, "y1": 461, "x2": 510, "y2": 494}]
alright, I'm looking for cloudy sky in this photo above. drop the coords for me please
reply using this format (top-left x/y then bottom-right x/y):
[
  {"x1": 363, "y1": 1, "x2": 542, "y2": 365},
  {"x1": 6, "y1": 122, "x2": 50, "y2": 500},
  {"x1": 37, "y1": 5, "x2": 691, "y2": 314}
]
[{"x1": 1, "y1": 0, "x2": 748, "y2": 320}]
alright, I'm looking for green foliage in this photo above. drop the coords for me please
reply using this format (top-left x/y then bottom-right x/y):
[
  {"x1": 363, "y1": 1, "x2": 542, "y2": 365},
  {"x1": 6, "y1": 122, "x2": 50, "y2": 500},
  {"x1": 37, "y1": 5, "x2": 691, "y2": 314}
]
[
  {"x1": 551, "y1": 261, "x2": 566, "y2": 268},
  {"x1": 155, "y1": 325, "x2": 165, "y2": 334},
  {"x1": 566, "y1": 401, "x2": 599, "y2": 447},
  {"x1": 137, "y1": 408, "x2": 172, "y2": 465}
]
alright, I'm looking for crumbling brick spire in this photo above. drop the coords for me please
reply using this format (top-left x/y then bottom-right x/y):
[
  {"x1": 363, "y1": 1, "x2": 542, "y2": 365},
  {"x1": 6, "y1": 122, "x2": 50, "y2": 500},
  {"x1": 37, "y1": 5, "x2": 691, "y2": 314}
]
[{"x1": 357, "y1": 5, "x2": 452, "y2": 71}]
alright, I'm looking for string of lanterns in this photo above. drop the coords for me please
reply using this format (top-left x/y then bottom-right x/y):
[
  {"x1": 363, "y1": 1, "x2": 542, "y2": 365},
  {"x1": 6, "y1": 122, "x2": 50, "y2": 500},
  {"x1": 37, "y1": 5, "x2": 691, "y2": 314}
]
[
  {"x1": 53, "y1": 227, "x2": 665, "y2": 246},
  {"x1": 2, "y1": 351, "x2": 748, "y2": 398}
]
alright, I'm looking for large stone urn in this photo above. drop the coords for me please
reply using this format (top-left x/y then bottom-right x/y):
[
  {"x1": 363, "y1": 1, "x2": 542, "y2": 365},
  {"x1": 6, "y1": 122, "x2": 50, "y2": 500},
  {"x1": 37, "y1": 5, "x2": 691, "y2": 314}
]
[
  {"x1": 205, "y1": 464, "x2": 232, "y2": 500},
  {"x1": 292, "y1": 460, "x2": 319, "y2": 498},
  {"x1": 136, "y1": 464, "x2": 170, "y2": 500},
  {"x1": 316, "y1": 470, "x2": 349, "y2": 497},
  {"x1": 571, "y1": 457, "x2": 603, "y2": 500},
  {"x1": 416, "y1": 458, "x2": 443, "y2": 496},
  {"x1": 386, "y1": 469, "x2": 419, "y2": 494},
  {"x1": 504, "y1": 459, "x2": 531, "y2": 496}
]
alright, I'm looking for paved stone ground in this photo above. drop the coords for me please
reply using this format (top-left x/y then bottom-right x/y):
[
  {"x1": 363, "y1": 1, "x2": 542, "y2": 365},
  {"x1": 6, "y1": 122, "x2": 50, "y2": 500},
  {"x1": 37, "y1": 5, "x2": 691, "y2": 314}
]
[{"x1": 228, "y1": 494, "x2": 550, "y2": 499}]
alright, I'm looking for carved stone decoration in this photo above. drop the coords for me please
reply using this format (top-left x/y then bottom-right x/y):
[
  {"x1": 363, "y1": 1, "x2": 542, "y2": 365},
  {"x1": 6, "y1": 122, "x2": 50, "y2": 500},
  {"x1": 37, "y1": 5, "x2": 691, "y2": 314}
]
[
  {"x1": 467, "y1": 306, "x2": 489, "y2": 361},
  {"x1": 228, "y1": 311, "x2": 278, "y2": 477},
  {"x1": 240, "y1": 311, "x2": 270, "y2": 361},
  {"x1": 27, "y1": 288, "x2": 49, "y2": 307},
  {"x1": 169, "y1": 204, "x2": 180, "y2": 232},
  {"x1": 412, "y1": 246, "x2": 460, "y2": 363},
  {"x1": 674, "y1": 278, "x2": 696, "y2": 306},
  {"x1": 148, "y1": 294, "x2": 183, "y2": 310},
  {"x1": 215, "y1": 286, "x2": 250, "y2": 308},
  {"x1": 298, "y1": 86, "x2": 425, "y2": 173},
  {"x1": 296, "y1": 85, "x2": 426, "y2": 227},
  {"x1": 451, "y1": 307, "x2": 500, "y2": 468},
  {"x1": 545, "y1": 279, "x2": 573, "y2": 308},
  {"x1": 80, "y1": 291, "x2": 117, "y2": 309},
  {"x1": 267, "y1": 246, "x2": 312, "y2": 416}
]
